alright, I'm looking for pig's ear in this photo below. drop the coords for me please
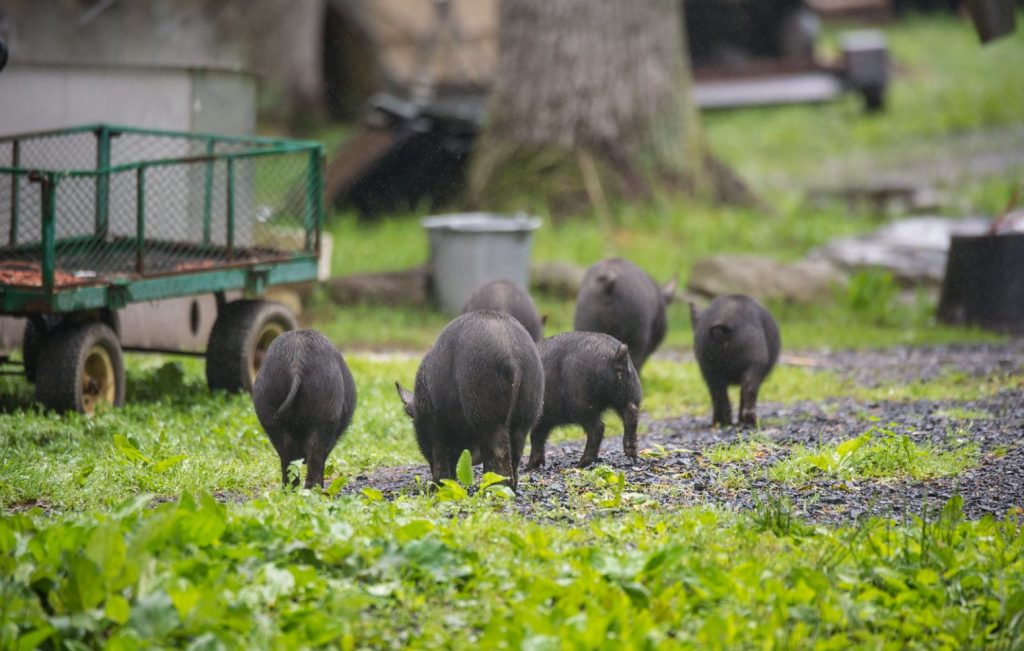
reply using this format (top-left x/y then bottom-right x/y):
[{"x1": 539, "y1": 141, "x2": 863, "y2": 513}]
[
  {"x1": 688, "y1": 301, "x2": 699, "y2": 326},
  {"x1": 662, "y1": 275, "x2": 678, "y2": 304},
  {"x1": 597, "y1": 271, "x2": 617, "y2": 294},
  {"x1": 395, "y1": 382, "x2": 415, "y2": 418},
  {"x1": 613, "y1": 343, "x2": 630, "y2": 371}
]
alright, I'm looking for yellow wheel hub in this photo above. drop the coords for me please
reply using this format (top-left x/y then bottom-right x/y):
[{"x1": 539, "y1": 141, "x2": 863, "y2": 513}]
[
  {"x1": 250, "y1": 322, "x2": 285, "y2": 382},
  {"x1": 82, "y1": 344, "x2": 115, "y2": 414}
]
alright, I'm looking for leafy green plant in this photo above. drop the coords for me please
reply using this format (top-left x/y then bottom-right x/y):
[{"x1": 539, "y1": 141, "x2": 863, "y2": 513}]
[
  {"x1": 435, "y1": 450, "x2": 515, "y2": 501},
  {"x1": 749, "y1": 495, "x2": 814, "y2": 538},
  {"x1": 770, "y1": 422, "x2": 980, "y2": 484},
  {"x1": 840, "y1": 267, "x2": 936, "y2": 331},
  {"x1": 2, "y1": 492, "x2": 1023, "y2": 649},
  {"x1": 705, "y1": 436, "x2": 775, "y2": 464}
]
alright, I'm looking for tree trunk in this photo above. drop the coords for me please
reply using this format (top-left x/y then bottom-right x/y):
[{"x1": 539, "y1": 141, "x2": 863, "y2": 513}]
[{"x1": 469, "y1": 0, "x2": 707, "y2": 217}]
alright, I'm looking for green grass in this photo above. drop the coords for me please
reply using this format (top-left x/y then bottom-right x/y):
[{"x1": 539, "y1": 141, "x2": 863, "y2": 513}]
[
  {"x1": 932, "y1": 406, "x2": 991, "y2": 421},
  {"x1": 704, "y1": 14, "x2": 1024, "y2": 193},
  {"x1": 768, "y1": 422, "x2": 981, "y2": 484},
  {"x1": 2, "y1": 14, "x2": 1023, "y2": 650},
  {"x1": 2, "y1": 487, "x2": 1022, "y2": 649},
  {"x1": 0, "y1": 355, "x2": 421, "y2": 513},
  {"x1": 705, "y1": 436, "x2": 776, "y2": 465},
  {"x1": 2, "y1": 349, "x2": 1017, "y2": 514},
  {"x1": 642, "y1": 354, "x2": 1017, "y2": 421},
  {"x1": 0, "y1": 332, "x2": 1018, "y2": 649}
]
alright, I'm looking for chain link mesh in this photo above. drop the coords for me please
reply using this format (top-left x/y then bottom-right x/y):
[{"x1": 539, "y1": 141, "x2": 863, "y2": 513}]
[{"x1": 0, "y1": 127, "x2": 318, "y2": 288}]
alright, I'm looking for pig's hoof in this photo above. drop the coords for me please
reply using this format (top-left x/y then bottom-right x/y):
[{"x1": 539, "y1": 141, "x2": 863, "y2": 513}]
[
  {"x1": 526, "y1": 458, "x2": 545, "y2": 470},
  {"x1": 575, "y1": 457, "x2": 597, "y2": 468}
]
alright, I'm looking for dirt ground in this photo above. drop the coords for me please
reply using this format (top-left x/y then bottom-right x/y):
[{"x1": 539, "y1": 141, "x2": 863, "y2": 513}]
[{"x1": 343, "y1": 341, "x2": 1024, "y2": 524}]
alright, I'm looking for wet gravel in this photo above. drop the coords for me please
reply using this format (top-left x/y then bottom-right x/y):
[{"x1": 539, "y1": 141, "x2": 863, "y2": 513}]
[{"x1": 344, "y1": 343, "x2": 1023, "y2": 525}]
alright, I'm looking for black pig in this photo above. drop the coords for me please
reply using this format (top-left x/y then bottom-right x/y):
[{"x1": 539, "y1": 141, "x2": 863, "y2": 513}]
[
  {"x1": 396, "y1": 310, "x2": 543, "y2": 490},
  {"x1": 461, "y1": 279, "x2": 545, "y2": 342},
  {"x1": 527, "y1": 332, "x2": 642, "y2": 469},
  {"x1": 253, "y1": 329, "x2": 358, "y2": 489},
  {"x1": 574, "y1": 258, "x2": 676, "y2": 372},
  {"x1": 690, "y1": 295, "x2": 780, "y2": 427}
]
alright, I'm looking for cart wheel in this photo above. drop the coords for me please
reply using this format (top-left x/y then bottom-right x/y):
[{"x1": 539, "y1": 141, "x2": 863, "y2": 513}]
[
  {"x1": 206, "y1": 300, "x2": 298, "y2": 393},
  {"x1": 34, "y1": 323, "x2": 126, "y2": 414}
]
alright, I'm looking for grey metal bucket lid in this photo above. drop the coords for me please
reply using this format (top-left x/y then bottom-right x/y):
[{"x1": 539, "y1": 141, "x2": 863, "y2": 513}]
[{"x1": 421, "y1": 212, "x2": 542, "y2": 233}]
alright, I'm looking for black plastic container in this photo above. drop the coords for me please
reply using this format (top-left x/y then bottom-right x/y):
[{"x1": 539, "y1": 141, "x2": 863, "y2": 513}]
[
  {"x1": 965, "y1": 0, "x2": 1017, "y2": 43},
  {"x1": 938, "y1": 232, "x2": 1024, "y2": 333}
]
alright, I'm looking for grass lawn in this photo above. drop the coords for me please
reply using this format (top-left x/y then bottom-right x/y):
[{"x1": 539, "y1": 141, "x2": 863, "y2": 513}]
[
  {"x1": 2, "y1": 13, "x2": 1023, "y2": 650},
  {"x1": 1, "y1": 350, "x2": 1022, "y2": 648}
]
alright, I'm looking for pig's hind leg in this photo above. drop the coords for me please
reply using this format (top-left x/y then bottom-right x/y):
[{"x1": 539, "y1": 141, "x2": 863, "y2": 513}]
[
  {"x1": 577, "y1": 418, "x2": 605, "y2": 468},
  {"x1": 738, "y1": 370, "x2": 763, "y2": 428},
  {"x1": 303, "y1": 430, "x2": 338, "y2": 490},
  {"x1": 479, "y1": 424, "x2": 516, "y2": 490},
  {"x1": 526, "y1": 423, "x2": 552, "y2": 469},
  {"x1": 709, "y1": 383, "x2": 732, "y2": 426},
  {"x1": 275, "y1": 434, "x2": 303, "y2": 488}
]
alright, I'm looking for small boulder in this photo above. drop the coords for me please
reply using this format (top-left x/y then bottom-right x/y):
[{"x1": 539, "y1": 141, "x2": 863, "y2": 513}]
[{"x1": 687, "y1": 255, "x2": 845, "y2": 303}]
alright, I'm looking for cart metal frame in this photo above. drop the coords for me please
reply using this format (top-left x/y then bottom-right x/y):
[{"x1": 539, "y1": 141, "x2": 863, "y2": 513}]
[{"x1": 0, "y1": 123, "x2": 325, "y2": 412}]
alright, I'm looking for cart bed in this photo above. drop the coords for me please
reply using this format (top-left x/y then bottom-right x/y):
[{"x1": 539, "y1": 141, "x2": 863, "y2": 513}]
[{"x1": 0, "y1": 124, "x2": 323, "y2": 314}]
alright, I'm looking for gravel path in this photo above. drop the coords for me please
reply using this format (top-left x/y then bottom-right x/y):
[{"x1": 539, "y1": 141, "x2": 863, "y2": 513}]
[{"x1": 343, "y1": 342, "x2": 1024, "y2": 524}]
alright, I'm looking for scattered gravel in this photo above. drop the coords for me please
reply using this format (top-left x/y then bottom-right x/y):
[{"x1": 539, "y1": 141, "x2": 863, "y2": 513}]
[
  {"x1": 344, "y1": 342, "x2": 1024, "y2": 525},
  {"x1": 805, "y1": 341, "x2": 1024, "y2": 388}
]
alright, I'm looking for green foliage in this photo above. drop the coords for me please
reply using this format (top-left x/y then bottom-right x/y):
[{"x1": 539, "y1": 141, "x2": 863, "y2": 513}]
[
  {"x1": 749, "y1": 495, "x2": 815, "y2": 538},
  {"x1": 455, "y1": 450, "x2": 473, "y2": 487},
  {"x1": 0, "y1": 347, "x2": 1014, "y2": 514},
  {"x1": 770, "y1": 421, "x2": 981, "y2": 484},
  {"x1": 704, "y1": 14, "x2": 1024, "y2": 193},
  {"x1": 434, "y1": 451, "x2": 514, "y2": 502},
  {"x1": 1, "y1": 18, "x2": 1021, "y2": 644},
  {"x1": 1, "y1": 491, "x2": 1022, "y2": 649},
  {"x1": 705, "y1": 436, "x2": 775, "y2": 465},
  {"x1": 844, "y1": 268, "x2": 903, "y2": 325}
]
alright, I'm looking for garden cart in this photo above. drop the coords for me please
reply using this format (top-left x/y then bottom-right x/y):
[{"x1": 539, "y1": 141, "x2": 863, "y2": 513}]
[{"x1": 0, "y1": 124, "x2": 324, "y2": 413}]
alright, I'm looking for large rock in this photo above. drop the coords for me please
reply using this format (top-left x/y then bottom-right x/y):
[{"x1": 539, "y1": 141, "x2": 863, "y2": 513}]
[
  {"x1": 324, "y1": 266, "x2": 431, "y2": 307},
  {"x1": 530, "y1": 261, "x2": 586, "y2": 299},
  {"x1": 808, "y1": 216, "x2": 991, "y2": 285},
  {"x1": 688, "y1": 255, "x2": 846, "y2": 303}
]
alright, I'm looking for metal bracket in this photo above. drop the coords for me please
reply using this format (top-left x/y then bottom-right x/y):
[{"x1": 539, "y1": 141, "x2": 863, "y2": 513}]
[
  {"x1": 107, "y1": 279, "x2": 130, "y2": 310},
  {"x1": 245, "y1": 265, "x2": 272, "y2": 296}
]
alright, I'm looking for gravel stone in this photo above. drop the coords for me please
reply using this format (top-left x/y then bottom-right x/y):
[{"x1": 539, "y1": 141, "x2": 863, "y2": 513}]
[{"x1": 343, "y1": 342, "x2": 1024, "y2": 524}]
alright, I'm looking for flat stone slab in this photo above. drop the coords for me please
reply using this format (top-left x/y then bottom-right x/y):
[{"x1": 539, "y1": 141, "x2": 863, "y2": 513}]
[
  {"x1": 808, "y1": 215, "x2": 992, "y2": 284},
  {"x1": 687, "y1": 254, "x2": 846, "y2": 303}
]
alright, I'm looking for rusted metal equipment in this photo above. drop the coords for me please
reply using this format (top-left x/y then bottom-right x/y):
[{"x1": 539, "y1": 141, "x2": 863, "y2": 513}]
[{"x1": 687, "y1": 0, "x2": 890, "y2": 111}]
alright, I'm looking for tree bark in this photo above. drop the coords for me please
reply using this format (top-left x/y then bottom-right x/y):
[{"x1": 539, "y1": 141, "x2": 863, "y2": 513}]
[{"x1": 469, "y1": 0, "x2": 707, "y2": 217}]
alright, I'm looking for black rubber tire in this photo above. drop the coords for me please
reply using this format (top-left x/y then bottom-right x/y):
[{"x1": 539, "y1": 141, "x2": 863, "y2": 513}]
[
  {"x1": 34, "y1": 323, "x2": 126, "y2": 414},
  {"x1": 205, "y1": 300, "x2": 298, "y2": 393}
]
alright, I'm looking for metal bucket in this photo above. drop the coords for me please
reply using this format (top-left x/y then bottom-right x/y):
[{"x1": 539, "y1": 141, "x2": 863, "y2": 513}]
[{"x1": 422, "y1": 212, "x2": 542, "y2": 314}]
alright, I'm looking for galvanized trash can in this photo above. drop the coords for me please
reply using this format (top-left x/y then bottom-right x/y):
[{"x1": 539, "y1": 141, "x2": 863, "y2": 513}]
[{"x1": 422, "y1": 213, "x2": 542, "y2": 314}]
